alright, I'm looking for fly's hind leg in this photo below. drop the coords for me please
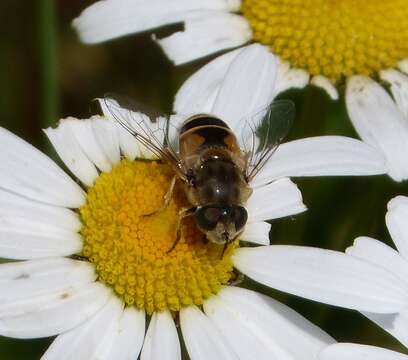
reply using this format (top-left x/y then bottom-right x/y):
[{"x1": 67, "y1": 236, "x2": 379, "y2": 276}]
[
  {"x1": 167, "y1": 207, "x2": 196, "y2": 253},
  {"x1": 143, "y1": 176, "x2": 177, "y2": 217}
]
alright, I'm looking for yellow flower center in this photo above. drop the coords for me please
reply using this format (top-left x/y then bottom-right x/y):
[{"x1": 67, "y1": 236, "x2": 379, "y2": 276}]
[
  {"x1": 241, "y1": 0, "x2": 408, "y2": 82},
  {"x1": 79, "y1": 159, "x2": 236, "y2": 314}
]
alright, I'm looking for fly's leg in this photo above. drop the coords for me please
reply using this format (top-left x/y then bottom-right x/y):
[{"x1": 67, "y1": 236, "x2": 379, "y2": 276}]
[
  {"x1": 167, "y1": 207, "x2": 196, "y2": 253},
  {"x1": 228, "y1": 269, "x2": 244, "y2": 286},
  {"x1": 143, "y1": 176, "x2": 177, "y2": 217},
  {"x1": 221, "y1": 242, "x2": 229, "y2": 258}
]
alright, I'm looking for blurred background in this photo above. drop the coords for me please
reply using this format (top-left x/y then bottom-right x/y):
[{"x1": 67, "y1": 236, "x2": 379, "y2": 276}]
[{"x1": 2, "y1": 1, "x2": 408, "y2": 358}]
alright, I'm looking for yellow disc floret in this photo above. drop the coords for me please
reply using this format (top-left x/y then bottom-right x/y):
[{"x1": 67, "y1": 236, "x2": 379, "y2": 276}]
[
  {"x1": 241, "y1": 0, "x2": 408, "y2": 82},
  {"x1": 79, "y1": 159, "x2": 236, "y2": 314}
]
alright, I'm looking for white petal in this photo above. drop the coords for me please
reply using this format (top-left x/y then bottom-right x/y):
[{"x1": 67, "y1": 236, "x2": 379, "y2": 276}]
[
  {"x1": 0, "y1": 127, "x2": 84, "y2": 207},
  {"x1": 273, "y1": 60, "x2": 309, "y2": 96},
  {"x1": 157, "y1": 11, "x2": 251, "y2": 65},
  {"x1": 98, "y1": 98, "x2": 141, "y2": 161},
  {"x1": 0, "y1": 188, "x2": 80, "y2": 232},
  {"x1": 386, "y1": 195, "x2": 408, "y2": 259},
  {"x1": 106, "y1": 307, "x2": 146, "y2": 360},
  {"x1": 73, "y1": 0, "x2": 240, "y2": 44},
  {"x1": 204, "y1": 287, "x2": 334, "y2": 360},
  {"x1": 0, "y1": 258, "x2": 95, "y2": 303},
  {"x1": 349, "y1": 238, "x2": 408, "y2": 346},
  {"x1": 65, "y1": 116, "x2": 115, "y2": 172},
  {"x1": 0, "y1": 215, "x2": 82, "y2": 260},
  {"x1": 44, "y1": 119, "x2": 98, "y2": 187},
  {"x1": 319, "y1": 343, "x2": 408, "y2": 360},
  {"x1": 346, "y1": 75, "x2": 408, "y2": 182},
  {"x1": 211, "y1": 44, "x2": 277, "y2": 134},
  {"x1": 99, "y1": 98, "x2": 163, "y2": 159},
  {"x1": 141, "y1": 311, "x2": 181, "y2": 360},
  {"x1": 380, "y1": 69, "x2": 408, "y2": 118},
  {"x1": 247, "y1": 178, "x2": 306, "y2": 222},
  {"x1": 168, "y1": 115, "x2": 185, "y2": 149},
  {"x1": 252, "y1": 136, "x2": 387, "y2": 187},
  {"x1": 399, "y1": 59, "x2": 408, "y2": 75},
  {"x1": 91, "y1": 117, "x2": 121, "y2": 165},
  {"x1": 241, "y1": 221, "x2": 271, "y2": 245},
  {"x1": 180, "y1": 305, "x2": 237, "y2": 360},
  {"x1": 0, "y1": 282, "x2": 111, "y2": 339},
  {"x1": 174, "y1": 48, "x2": 242, "y2": 115},
  {"x1": 41, "y1": 296, "x2": 123, "y2": 360},
  {"x1": 110, "y1": 119, "x2": 141, "y2": 161},
  {"x1": 346, "y1": 237, "x2": 408, "y2": 287},
  {"x1": 234, "y1": 245, "x2": 408, "y2": 313},
  {"x1": 363, "y1": 309, "x2": 408, "y2": 349},
  {"x1": 311, "y1": 75, "x2": 339, "y2": 100}
]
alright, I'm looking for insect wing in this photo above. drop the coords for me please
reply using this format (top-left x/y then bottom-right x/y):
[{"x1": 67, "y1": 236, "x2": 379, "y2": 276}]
[
  {"x1": 242, "y1": 99, "x2": 295, "y2": 182},
  {"x1": 100, "y1": 97, "x2": 186, "y2": 178}
]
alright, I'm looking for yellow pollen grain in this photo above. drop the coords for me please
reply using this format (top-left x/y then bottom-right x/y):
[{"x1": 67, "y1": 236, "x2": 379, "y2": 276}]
[
  {"x1": 79, "y1": 159, "x2": 236, "y2": 314},
  {"x1": 241, "y1": 0, "x2": 408, "y2": 82}
]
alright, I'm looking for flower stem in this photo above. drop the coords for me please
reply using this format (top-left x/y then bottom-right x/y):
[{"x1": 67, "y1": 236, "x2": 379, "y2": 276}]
[{"x1": 37, "y1": 0, "x2": 59, "y2": 131}]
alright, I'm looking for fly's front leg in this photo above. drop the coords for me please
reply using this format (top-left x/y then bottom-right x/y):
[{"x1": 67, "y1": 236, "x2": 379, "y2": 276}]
[
  {"x1": 167, "y1": 207, "x2": 196, "y2": 253},
  {"x1": 143, "y1": 176, "x2": 177, "y2": 217}
]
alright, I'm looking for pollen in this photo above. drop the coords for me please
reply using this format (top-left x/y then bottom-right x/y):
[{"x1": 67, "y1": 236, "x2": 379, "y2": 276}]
[
  {"x1": 241, "y1": 0, "x2": 408, "y2": 82},
  {"x1": 79, "y1": 160, "x2": 236, "y2": 314}
]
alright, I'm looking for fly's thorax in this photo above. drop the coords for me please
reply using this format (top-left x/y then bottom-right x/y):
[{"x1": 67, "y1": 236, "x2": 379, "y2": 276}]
[
  {"x1": 194, "y1": 157, "x2": 249, "y2": 205},
  {"x1": 179, "y1": 114, "x2": 249, "y2": 205},
  {"x1": 179, "y1": 114, "x2": 241, "y2": 167}
]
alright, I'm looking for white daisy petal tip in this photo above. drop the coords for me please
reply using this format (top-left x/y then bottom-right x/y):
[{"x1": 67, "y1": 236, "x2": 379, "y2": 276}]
[
  {"x1": 0, "y1": 281, "x2": 112, "y2": 339},
  {"x1": 247, "y1": 178, "x2": 306, "y2": 223},
  {"x1": 319, "y1": 343, "x2": 408, "y2": 360},
  {"x1": 399, "y1": 59, "x2": 408, "y2": 75},
  {"x1": 385, "y1": 196, "x2": 408, "y2": 259},
  {"x1": 274, "y1": 61, "x2": 309, "y2": 95},
  {"x1": 252, "y1": 136, "x2": 387, "y2": 185},
  {"x1": 233, "y1": 245, "x2": 408, "y2": 314},
  {"x1": 225, "y1": 0, "x2": 241, "y2": 11},
  {"x1": 0, "y1": 127, "x2": 85, "y2": 208},
  {"x1": 156, "y1": 12, "x2": 252, "y2": 66},
  {"x1": 346, "y1": 74, "x2": 373, "y2": 94},
  {"x1": 345, "y1": 236, "x2": 373, "y2": 256},
  {"x1": 346, "y1": 74, "x2": 408, "y2": 182},
  {"x1": 380, "y1": 68, "x2": 404, "y2": 83},
  {"x1": 173, "y1": 47, "x2": 243, "y2": 115},
  {"x1": 74, "y1": 0, "x2": 246, "y2": 46},
  {"x1": 44, "y1": 119, "x2": 99, "y2": 187},
  {"x1": 241, "y1": 221, "x2": 271, "y2": 245},
  {"x1": 311, "y1": 75, "x2": 339, "y2": 100},
  {"x1": 211, "y1": 43, "x2": 278, "y2": 132},
  {"x1": 379, "y1": 69, "x2": 408, "y2": 118},
  {"x1": 387, "y1": 195, "x2": 408, "y2": 211}
]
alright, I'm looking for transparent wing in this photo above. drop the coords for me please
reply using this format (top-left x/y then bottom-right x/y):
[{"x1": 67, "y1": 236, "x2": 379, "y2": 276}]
[
  {"x1": 242, "y1": 99, "x2": 295, "y2": 182},
  {"x1": 100, "y1": 96, "x2": 187, "y2": 179}
]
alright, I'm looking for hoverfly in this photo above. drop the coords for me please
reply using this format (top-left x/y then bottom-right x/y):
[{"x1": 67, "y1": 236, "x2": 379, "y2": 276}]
[{"x1": 102, "y1": 97, "x2": 295, "y2": 255}]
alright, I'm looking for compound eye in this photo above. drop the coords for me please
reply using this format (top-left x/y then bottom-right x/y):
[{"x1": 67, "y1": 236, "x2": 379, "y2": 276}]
[
  {"x1": 232, "y1": 206, "x2": 248, "y2": 231},
  {"x1": 195, "y1": 206, "x2": 221, "y2": 231}
]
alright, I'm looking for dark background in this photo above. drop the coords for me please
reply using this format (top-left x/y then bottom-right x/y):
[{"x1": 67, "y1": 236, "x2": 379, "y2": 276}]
[{"x1": 1, "y1": 1, "x2": 408, "y2": 358}]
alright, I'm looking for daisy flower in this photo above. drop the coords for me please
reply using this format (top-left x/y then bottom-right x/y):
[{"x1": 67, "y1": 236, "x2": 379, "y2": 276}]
[
  {"x1": 344, "y1": 195, "x2": 408, "y2": 349},
  {"x1": 248, "y1": 195, "x2": 408, "y2": 353},
  {"x1": 320, "y1": 343, "x2": 408, "y2": 360},
  {"x1": 73, "y1": 0, "x2": 408, "y2": 100},
  {"x1": 0, "y1": 44, "x2": 400, "y2": 360},
  {"x1": 346, "y1": 71, "x2": 408, "y2": 182}
]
